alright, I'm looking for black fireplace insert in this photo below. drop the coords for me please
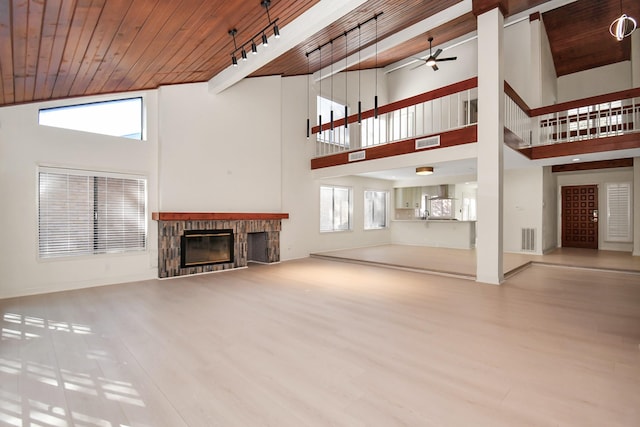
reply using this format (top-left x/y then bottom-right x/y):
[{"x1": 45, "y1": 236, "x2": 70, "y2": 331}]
[{"x1": 180, "y1": 229, "x2": 234, "y2": 268}]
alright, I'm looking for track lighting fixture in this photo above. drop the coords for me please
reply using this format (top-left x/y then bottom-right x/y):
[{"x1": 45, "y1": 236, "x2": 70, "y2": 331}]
[{"x1": 227, "y1": 1, "x2": 281, "y2": 67}]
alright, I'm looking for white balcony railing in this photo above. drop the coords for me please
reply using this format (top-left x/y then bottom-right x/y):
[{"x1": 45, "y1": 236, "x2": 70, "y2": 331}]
[
  {"x1": 312, "y1": 81, "x2": 640, "y2": 161},
  {"x1": 313, "y1": 78, "x2": 478, "y2": 158},
  {"x1": 504, "y1": 86, "x2": 640, "y2": 148},
  {"x1": 536, "y1": 98, "x2": 640, "y2": 146},
  {"x1": 504, "y1": 92, "x2": 532, "y2": 146}
]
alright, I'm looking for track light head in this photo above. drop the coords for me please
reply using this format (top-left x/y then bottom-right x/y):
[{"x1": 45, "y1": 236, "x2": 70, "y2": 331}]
[
  {"x1": 232, "y1": 55, "x2": 238, "y2": 67},
  {"x1": 273, "y1": 24, "x2": 280, "y2": 38},
  {"x1": 262, "y1": 33, "x2": 268, "y2": 47},
  {"x1": 241, "y1": 49, "x2": 247, "y2": 61},
  {"x1": 251, "y1": 40, "x2": 258, "y2": 54}
]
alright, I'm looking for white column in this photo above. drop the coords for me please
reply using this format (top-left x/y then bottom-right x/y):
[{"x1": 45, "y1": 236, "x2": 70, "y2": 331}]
[
  {"x1": 634, "y1": 157, "x2": 640, "y2": 256},
  {"x1": 476, "y1": 7, "x2": 504, "y2": 284},
  {"x1": 633, "y1": 36, "x2": 639, "y2": 257}
]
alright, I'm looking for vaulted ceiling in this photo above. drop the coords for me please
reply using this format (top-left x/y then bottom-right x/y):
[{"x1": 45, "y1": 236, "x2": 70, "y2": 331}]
[{"x1": 0, "y1": 0, "x2": 636, "y2": 108}]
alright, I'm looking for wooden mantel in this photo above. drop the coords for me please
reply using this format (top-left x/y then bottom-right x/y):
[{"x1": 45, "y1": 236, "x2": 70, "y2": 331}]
[{"x1": 152, "y1": 212, "x2": 289, "y2": 221}]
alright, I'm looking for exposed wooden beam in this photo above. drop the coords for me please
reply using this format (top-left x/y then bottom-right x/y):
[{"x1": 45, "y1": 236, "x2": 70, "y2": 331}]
[
  {"x1": 310, "y1": 126, "x2": 477, "y2": 169},
  {"x1": 551, "y1": 158, "x2": 634, "y2": 173}
]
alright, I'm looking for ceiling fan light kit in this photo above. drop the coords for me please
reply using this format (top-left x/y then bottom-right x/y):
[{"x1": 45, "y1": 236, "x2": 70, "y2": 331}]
[{"x1": 412, "y1": 37, "x2": 457, "y2": 71}]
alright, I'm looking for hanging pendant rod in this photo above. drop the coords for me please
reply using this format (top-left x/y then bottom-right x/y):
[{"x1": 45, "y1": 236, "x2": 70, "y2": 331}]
[{"x1": 304, "y1": 12, "x2": 383, "y2": 58}]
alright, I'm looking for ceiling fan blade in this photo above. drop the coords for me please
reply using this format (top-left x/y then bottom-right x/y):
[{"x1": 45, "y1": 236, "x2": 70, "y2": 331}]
[
  {"x1": 435, "y1": 56, "x2": 457, "y2": 62},
  {"x1": 431, "y1": 64, "x2": 439, "y2": 71},
  {"x1": 432, "y1": 48, "x2": 443, "y2": 59}
]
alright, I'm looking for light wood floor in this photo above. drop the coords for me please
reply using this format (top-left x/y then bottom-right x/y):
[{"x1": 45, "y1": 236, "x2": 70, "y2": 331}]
[
  {"x1": 312, "y1": 245, "x2": 640, "y2": 278},
  {"x1": 1, "y1": 257, "x2": 639, "y2": 426}
]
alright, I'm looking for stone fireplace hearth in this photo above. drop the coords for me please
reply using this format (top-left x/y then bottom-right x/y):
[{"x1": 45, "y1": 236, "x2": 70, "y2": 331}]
[{"x1": 153, "y1": 212, "x2": 289, "y2": 278}]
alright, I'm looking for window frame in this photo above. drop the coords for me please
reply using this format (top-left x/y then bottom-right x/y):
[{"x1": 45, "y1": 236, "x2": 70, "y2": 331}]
[
  {"x1": 605, "y1": 182, "x2": 632, "y2": 243},
  {"x1": 316, "y1": 95, "x2": 350, "y2": 148},
  {"x1": 429, "y1": 198, "x2": 455, "y2": 219},
  {"x1": 38, "y1": 96, "x2": 145, "y2": 141},
  {"x1": 319, "y1": 185, "x2": 353, "y2": 233},
  {"x1": 37, "y1": 166, "x2": 148, "y2": 260},
  {"x1": 364, "y1": 189, "x2": 389, "y2": 230}
]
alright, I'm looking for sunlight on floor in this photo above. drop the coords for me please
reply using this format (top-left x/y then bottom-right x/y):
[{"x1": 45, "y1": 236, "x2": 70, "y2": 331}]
[{"x1": 0, "y1": 312, "x2": 146, "y2": 426}]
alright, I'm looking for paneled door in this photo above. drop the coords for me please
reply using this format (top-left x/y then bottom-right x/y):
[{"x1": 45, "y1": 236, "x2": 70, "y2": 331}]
[{"x1": 561, "y1": 185, "x2": 598, "y2": 249}]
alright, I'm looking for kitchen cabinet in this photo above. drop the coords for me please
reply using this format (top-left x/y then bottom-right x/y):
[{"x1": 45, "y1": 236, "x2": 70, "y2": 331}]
[{"x1": 395, "y1": 187, "x2": 422, "y2": 209}]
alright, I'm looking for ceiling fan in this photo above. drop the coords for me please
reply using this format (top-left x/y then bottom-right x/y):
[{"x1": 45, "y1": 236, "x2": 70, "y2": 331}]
[{"x1": 412, "y1": 37, "x2": 457, "y2": 71}]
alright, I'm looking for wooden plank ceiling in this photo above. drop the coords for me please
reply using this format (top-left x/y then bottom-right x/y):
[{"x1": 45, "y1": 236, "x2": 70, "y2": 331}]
[
  {"x1": 542, "y1": 0, "x2": 640, "y2": 76},
  {"x1": 0, "y1": 0, "x2": 635, "y2": 108}
]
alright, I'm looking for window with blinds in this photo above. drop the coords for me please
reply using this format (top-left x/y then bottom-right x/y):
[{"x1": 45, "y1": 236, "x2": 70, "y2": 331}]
[
  {"x1": 38, "y1": 168, "x2": 147, "y2": 258},
  {"x1": 606, "y1": 182, "x2": 632, "y2": 242}
]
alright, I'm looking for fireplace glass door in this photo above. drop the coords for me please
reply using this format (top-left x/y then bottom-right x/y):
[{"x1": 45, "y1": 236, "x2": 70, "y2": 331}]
[{"x1": 180, "y1": 229, "x2": 233, "y2": 267}]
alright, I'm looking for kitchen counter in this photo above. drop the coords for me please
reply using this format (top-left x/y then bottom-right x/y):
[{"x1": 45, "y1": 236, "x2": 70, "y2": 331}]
[
  {"x1": 390, "y1": 219, "x2": 476, "y2": 249},
  {"x1": 391, "y1": 219, "x2": 476, "y2": 223}
]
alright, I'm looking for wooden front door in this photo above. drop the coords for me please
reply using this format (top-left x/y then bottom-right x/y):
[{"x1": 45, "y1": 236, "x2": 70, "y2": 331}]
[{"x1": 561, "y1": 185, "x2": 598, "y2": 249}]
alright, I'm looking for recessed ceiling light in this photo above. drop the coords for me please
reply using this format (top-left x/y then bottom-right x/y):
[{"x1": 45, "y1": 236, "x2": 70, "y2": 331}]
[{"x1": 572, "y1": 158, "x2": 580, "y2": 162}]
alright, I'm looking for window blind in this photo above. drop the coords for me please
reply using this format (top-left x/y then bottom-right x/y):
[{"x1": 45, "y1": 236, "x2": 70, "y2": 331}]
[
  {"x1": 38, "y1": 168, "x2": 147, "y2": 258},
  {"x1": 606, "y1": 182, "x2": 632, "y2": 242}
]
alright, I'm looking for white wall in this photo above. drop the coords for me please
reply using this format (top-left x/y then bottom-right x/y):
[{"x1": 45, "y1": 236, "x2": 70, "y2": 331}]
[
  {"x1": 280, "y1": 75, "x2": 318, "y2": 260},
  {"x1": 157, "y1": 78, "x2": 282, "y2": 212},
  {"x1": 557, "y1": 62, "x2": 632, "y2": 102},
  {"x1": 0, "y1": 91, "x2": 159, "y2": 299},
  {"x1": 539, "y1": 17, "x2": 558, "y2": 106},
  {"x1": 556, "y1": 168, "x2": 634, "y2": 252},
  {"x1": 504, "y1": 20, "x2": 533, "y2": 105},
  {"x1": 281, "y1": 75, "x2": 394, "y2": 258},
  {"x1": 387, "y1": 39, "x2": 478, "y2": 102},
  {"x1": 503, "y1": 167, "x2": 544, "y2": 254},
  {"x1": 315, "y1": 69, "x2": 384, "y2": 114}
]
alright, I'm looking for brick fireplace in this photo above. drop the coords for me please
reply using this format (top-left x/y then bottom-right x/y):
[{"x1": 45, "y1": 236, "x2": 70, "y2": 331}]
[{"x1": 152, "y1": 212, "x2": 289, "y2": 278}]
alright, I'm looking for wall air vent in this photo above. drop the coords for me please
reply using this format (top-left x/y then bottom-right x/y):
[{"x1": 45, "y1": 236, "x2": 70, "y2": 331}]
[
  {"x1": 415, "y1": 135, "x2": 441, "y2": 150},
  {"x1": 521, "y1": 228, "x2": 535, "y2": 252},
  {"x1": 348, "y1": 151, "x2": 366, "y2": 162}
]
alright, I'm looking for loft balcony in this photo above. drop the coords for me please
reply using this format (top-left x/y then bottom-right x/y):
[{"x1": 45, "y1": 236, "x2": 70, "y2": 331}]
[{"x1": 310, "y1": 79, "x2": 640, "y2": 169}]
